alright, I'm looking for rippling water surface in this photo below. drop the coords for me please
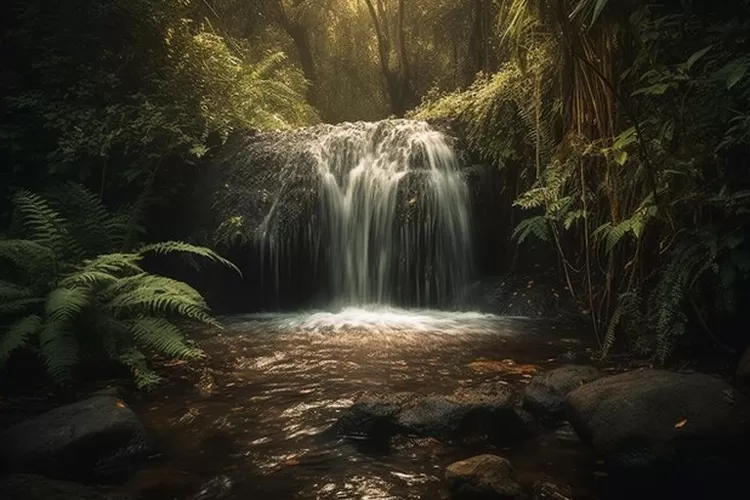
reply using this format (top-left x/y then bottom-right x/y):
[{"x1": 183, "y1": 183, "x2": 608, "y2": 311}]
[{"x1": 129, "y1": 308, "x2": 599, "y2": 499}]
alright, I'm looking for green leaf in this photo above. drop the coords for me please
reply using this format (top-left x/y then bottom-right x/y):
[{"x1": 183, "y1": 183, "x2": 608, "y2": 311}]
[
  {"x1": 614, "y1": 150, "x2": 628, "y2": 166},
  {"x1": 612, "y1": 127, "x2": 637, "y2": 150},
  {"x1": 686, "y1": 46, "x2": 712, "y2": 69},
  {"x1": 727, "y1": 64, "x2": 747, "y2": 89},
  {"x1": 0, "y1": 315, "x2": 43, "y2": 363},
  {"x1": 632, "y1": 83, "x2": 671, "y2": 96}
]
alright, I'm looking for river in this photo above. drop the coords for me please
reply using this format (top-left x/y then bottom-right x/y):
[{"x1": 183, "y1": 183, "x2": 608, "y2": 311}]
[{"x1": 127, "y1": 308, "x2": 602, "y2": 499}]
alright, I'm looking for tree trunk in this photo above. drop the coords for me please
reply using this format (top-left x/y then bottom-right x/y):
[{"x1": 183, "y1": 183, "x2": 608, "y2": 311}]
[
  {"x1": 469, "y1": 0, "x2": 490, "y2": 76},
  {"x1": 364, "y1": 0, "x2": 413, "y2": 117},
  {"x1": 272, "y1": 1, "x2": 320, "y2": 111},
  {"x1": 286, "y1": 23, "x2": 319, "y2": 106}
]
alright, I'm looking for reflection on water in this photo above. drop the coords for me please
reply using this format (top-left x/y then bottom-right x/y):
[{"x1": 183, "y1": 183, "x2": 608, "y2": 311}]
[{"x1": 129, "y1": 308, "x2": 597, "y2": 499}]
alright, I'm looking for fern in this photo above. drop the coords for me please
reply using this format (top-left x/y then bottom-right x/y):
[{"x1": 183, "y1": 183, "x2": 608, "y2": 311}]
[
  {"x1": 38, "y1": 319, "x2": 79, "y2": 383},
  {"x1": 647, "y1": 235, "x2": 717, "y2": 361},
  {"x1": 139, "y1": 241, "x2": 241, "y2": 275},
  {"x1": 0, "y1": 239, "x2": 56, "y2": 277},
  {"x1": 513, "y1": 216, "x2": 550, "y2": 244},
  {"x1": 45, "y1": 182, "x2": 121, "y2": 257},
  {"x1": 0, "y1": 315, "x2": 42, "y2": 362},
  {"x1": 0, "y1": 185, "x2": 237, "y2": 388},
  {"x1": 12, "y1": 190, "x2": 70, "y2": 258},
  {"x1": 127, "y1": 317, "x2": 203, "y2": 360},
  {"x1": 118, "y1": 348, "x2": 163, "y2": 389},
  {"x1": 45, "y1": 287, "x2": 91, "y2": 321}
]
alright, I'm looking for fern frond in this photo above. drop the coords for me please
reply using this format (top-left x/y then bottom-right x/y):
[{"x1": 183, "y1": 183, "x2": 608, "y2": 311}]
[
  {"x1": 38, "y1": 319, "x2": 79, "y2": 383},
  {"x1": 139, "y1": 241, "x2": 241, "y2": 275},
  {"x1": 12, "y1": 190, "x2": 69, "y2": 256},
  {"x1": 80, "y1": 253, "x2": 143, "y2": 276},
  {"x1": 0, "y1": 314, "x2": 43, "y2": 363},
  {"x1": 0, "y1": 239, "x2": 56, "y2": 276},
  {"x1": 118, "y1": 348, "x2": 163, "y2": 389},
  {"x1": 127, "y1": 317, "x2": 203, "y2": 360},
  {"x1": 60, "y1": 270, "x2": 119, "y2": 288},
  {"x1": 104, "y1": 274, "x2": 219, "y2": 326},
  {"x1": 513, "y1": 215, "x2": 550, "y2": 244},
  {"x1": 601, "y1": 301, "x2": 622, "y2": 359},
  {"x1": 46, "y1": 182, "x2": 116, "y2": 258},
  {"x1": 45, "y1": 286, "x2": 91, "y2": 321}
]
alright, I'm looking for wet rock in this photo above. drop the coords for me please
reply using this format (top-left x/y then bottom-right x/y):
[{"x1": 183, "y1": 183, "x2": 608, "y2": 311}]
[
  {"x1": 737, "y1": 347, "x2": 750, "y2": 386},
  {"x1": 565, "y1": 369, "x2": 750, "y2": 472},
  {"x1": 0, "y1": 474, "x2": 134, "y2": 500},
  {"x1": 334, "y1": 385, "x2": 529, "y2": 445},
  {"x1": 0, "y1": 395, "x2": 155, "y2": 482},
  {"x1": 332, "y1": 392, "x2": 415, "y2": 440},
  {"x1": 445, "y1": 455, "x2": 522, "y2": 500},
  {"x1": 523, "y1": 365, "x2": 601, "y2": 421}
]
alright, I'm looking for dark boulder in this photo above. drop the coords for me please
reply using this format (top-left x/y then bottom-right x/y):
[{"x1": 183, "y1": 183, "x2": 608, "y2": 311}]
[
  {"x1": 332, "y1": 385, "x2": 529, "y2": 445},
  {"x1": 523, "y1": 365, "x2": 601, "y2": 421},
  {"x1": 0, "y1": 396, "x2": 155, "y2": 482},
  {"x1": 398, "y1": 385, "x2": 529, "y2": 444},
  {"x1": 331, "y1": 392, "x2": 416, "y2": 440},
  {"x1": 565, "y1": 369, "x2": 750, "y2": 472},
  {"x1": 445, "y1": 455, "x2": 522, "y2": 500},
  {"x1": 0, "y1": 474, "x2": 134, "y2": 500}
]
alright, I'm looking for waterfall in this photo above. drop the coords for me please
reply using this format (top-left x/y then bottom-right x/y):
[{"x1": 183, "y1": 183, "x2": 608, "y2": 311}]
[{"x1": 256, "y1": 120, "x2": 473, "y2": 308}]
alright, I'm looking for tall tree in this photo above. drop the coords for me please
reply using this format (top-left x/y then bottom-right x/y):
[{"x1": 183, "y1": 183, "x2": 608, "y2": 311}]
[
  {"x1": 267, "y1": 0, "x2": 321, "y2": 110},
  {"x1": 363, "y1": 0, "x2": 414, "y2": 116}
]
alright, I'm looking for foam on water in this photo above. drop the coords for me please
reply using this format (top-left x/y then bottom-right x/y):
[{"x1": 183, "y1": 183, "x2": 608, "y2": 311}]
[{"x1": 222, "y1": 306, "x2": 527, "y2": 336}]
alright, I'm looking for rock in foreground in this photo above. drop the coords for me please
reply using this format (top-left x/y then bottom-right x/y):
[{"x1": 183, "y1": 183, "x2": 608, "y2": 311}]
[
  {"x1": 523, "y1": 365, "x2": 601, "y2": 421},
  {"x1": 445, "y1": 455, "x2": 521, "y2": 500},
  {"x1": 0, "y1": 395, "x2": 155, "y2": 482},
  {"x1": 333, "y1": 385, "x2": 529, "y2": 445},
  {"x1": 566, "y1": 369, "x2": 750, "y2": 471}
]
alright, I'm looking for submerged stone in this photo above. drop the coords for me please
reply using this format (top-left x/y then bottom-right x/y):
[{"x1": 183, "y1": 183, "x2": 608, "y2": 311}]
[
  {"x1": 445, "y1": 454, "x2": 522, "y2": 500},
  {"x1": 0, "y1": 395, "x2": 155, "y2": 482}
]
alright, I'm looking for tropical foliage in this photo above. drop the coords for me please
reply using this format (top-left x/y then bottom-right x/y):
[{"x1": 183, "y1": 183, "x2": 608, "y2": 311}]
[
  {"x1": 1, "y1": 0, "x2": 316, "y2": 213},
  {"x1": 414, "y1": 0, "x2": 750, "y2": 360},
  {"x1": 0, "y1": 185, "x2": 239, "y2": 388}
]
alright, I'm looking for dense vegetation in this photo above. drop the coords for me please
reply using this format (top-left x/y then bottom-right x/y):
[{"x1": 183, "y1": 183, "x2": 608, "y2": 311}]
[
  {"x1": 2, "y1": 0, "x2": 749, "y2": 388},
  {"x1": 412, "y1": 0, "x2": 750, "y2": 360}
]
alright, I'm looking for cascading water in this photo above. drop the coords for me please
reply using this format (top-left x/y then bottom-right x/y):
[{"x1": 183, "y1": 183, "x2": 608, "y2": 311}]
[
  {"x1": 257, "y1": 120, "x2": 474, "y2": 309},
  {"x1": 315, "y1": 121, "x2": 472, "y2": 307}
]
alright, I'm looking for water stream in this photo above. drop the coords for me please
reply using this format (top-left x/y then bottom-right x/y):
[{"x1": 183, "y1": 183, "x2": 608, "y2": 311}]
[{"x1": 128, "y1": 311, "x2": 600, "y2": 500}]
